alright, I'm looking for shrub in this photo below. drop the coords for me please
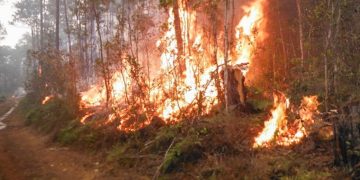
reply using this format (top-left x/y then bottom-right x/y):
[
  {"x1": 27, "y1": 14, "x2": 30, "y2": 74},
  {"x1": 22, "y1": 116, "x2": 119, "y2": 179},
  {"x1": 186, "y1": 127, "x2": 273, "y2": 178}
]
[{"x1": 162, "y1": 135, "x2": 203, "y2": 173}]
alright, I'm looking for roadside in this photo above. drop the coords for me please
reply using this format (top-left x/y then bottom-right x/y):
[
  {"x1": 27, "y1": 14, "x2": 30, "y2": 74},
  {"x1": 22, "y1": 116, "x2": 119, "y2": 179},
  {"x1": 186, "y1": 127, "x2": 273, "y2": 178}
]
[
  {"x1": 0, "y1": 101, "x2": 143, "y2": 180},
  {"x1": 0, "y1": 98, "x2": 14, "y2": 116},
  {"x1": 0, "y1": 97, "x2": 349, "y2": 179}
]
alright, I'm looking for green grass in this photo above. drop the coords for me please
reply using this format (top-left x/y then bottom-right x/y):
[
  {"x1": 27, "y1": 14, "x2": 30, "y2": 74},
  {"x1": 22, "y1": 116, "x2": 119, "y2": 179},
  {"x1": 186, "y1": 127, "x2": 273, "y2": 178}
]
[
  {"x1": 20, "y1": 96, "x2": 76, "y2": 134},
  {"x1": 161, "y1": 135, "x2": 203, "y2": 173}
]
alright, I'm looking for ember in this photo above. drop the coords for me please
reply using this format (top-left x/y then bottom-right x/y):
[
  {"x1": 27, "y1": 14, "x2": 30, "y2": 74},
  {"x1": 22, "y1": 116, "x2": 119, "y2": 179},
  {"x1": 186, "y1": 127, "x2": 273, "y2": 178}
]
[{"x1": 41, "y1": 95, "x2": 54, "y2": 105}]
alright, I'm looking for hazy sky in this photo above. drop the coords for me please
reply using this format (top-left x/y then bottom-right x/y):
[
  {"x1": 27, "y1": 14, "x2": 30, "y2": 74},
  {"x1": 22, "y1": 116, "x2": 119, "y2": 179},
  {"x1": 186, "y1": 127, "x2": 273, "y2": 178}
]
[{"x1": 0, "y1": 0, "x2": 29, "y2": 48}]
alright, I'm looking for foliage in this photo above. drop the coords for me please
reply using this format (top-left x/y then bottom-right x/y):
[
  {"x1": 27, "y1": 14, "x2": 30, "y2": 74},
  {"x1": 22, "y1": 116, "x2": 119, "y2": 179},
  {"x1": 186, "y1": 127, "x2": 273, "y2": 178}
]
[
  {"x1": 161, "y1": 135, "x2": 203, "y2": 173},
  {"x1": 21, "y1": 96, "x2": 75, "y2": 133},
  {"x1": 57, "y1": 123, "x2": 100, "y2": 147},
  {"x1": 151, "y1": 126, "x2": 178, "y2": 151},
  {"x1": 0, "y1": 43, "x2": 28, "y2": 96}
]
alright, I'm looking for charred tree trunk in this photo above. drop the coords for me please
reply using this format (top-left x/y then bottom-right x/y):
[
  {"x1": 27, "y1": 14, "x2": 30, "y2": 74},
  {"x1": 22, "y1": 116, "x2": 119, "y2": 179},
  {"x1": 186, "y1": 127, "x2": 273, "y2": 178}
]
[
  {"x1": 221, "y1": 66, "x2": 247, "y2": 110},
  {"x1": 173, "y1": 0, "x2": 185, "y2": 74},
  {"x1": 224, "y1": 0, "x2": 230, "y2": 113},
  {"x1": 333, "y1": 100, "x2": 360, "y2": 178}
]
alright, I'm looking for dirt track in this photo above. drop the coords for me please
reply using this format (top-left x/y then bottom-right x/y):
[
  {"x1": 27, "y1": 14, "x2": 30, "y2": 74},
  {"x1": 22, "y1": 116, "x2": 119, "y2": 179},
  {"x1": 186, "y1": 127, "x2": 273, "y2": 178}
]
[{"x1": 0, "y1": 100, "x2": 143, "y2": 180}]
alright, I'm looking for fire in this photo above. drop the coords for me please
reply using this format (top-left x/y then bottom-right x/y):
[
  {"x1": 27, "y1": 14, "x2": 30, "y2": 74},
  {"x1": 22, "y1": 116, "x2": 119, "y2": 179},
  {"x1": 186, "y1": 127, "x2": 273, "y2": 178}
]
[
  {"x1": 299, "y1": 96, "x2": 319, "y2": 128},
  {"x1": 80, "y1": 113, "x2": 95, "y2": 124},
  {"x1": 80, "y1": 86, "x2": 105, "y2": 108},
  {"x1": 254, "y1": 93, "x2": 288, "y2": 147},
  {"x1": 80, "y1": 72, "x2": 130, "y2": 109},
  {"x1": 253, "y1": 93, "x2": 320, "y2": 148},
  {"x1": 42, "y1": 95, "x2": 54, "y2": 105},
  {"x1": 79, "y1": 0, "x2": 267, "y2": 132},
  {"x1": 233, "y1": 0, "x2": 266, "y2": 75}
]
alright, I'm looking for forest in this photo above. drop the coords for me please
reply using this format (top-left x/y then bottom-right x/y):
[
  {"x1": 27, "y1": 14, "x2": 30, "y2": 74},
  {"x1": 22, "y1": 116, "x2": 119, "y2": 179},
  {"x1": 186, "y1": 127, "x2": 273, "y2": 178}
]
[{"x1": 0, "y1": 0, "x2": 359, "y2": 179}]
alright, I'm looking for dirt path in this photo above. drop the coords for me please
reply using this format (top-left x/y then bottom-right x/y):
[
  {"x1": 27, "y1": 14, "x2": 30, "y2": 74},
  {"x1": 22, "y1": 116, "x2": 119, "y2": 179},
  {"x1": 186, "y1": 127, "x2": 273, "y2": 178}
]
[{"x1": 0, "y1": 101, "x2": 143, "y2": 180}]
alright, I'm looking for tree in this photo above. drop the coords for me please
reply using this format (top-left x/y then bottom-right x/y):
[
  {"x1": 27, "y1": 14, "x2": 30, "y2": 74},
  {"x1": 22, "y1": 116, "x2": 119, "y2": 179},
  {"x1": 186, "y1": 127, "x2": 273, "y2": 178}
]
[
  {"x1": 223, "y1": 0, "x2": 230, "y2": 113},
  {"x1": 172, "y1": 0, "x2": 185, "y2": 74},
  {"x1": 92, "y1": 0, "x2": 112, "y2": 107},
  {"x1": 296, "y1": 0, "x2": 304, "y2": 71},
  {"x1": 40, "y1": 0, "x2": 43, "y2": 49},
  {"x1": 55, "y1": 0, "x2": 60, "y2": 50}
]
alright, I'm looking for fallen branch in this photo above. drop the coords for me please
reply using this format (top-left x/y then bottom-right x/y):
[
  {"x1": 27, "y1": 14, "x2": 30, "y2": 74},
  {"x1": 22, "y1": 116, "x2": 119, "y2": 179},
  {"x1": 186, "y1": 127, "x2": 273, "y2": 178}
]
[
  {"x1": 116, "y1": 154, "x2": 161, "y2": 159},
  {"x1": 152, "y1": 137, "x2": 176, "y2": 180}
]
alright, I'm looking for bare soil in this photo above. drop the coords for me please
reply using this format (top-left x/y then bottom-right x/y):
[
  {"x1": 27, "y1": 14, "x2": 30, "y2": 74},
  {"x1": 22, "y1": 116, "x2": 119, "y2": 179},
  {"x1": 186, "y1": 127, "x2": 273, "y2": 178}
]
[{"x1": 0, "y1": 100, "x2": 144, "y2": 180}]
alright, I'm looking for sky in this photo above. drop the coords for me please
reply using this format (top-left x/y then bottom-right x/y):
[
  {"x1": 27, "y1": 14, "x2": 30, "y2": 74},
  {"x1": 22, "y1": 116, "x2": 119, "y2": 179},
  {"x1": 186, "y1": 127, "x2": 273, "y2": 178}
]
[{"x1": 0, "y1": 0, "x2": 29, "y2": 48}]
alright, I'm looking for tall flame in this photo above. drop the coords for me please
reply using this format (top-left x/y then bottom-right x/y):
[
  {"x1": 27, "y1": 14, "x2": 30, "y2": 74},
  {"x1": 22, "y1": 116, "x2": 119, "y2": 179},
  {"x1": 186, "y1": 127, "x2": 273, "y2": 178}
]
[
  {"x1": 79, "y1": 0, "x2": 267, "y2": 132},
  {"x1": 253, "y1": 93, "x2": 320, "y2": 148},
  {"x1": 233, "y1": 0, "x2": 266, "y2": 75}
]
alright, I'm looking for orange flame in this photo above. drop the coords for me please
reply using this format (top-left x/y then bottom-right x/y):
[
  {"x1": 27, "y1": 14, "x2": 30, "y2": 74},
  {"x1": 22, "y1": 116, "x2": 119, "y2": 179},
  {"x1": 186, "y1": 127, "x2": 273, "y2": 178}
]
[
  {"x1": 253, "y1": 93, "x2": 289, "y2": 147},
  {"x1": 79, "y1": 0, "x2": 267, "y2": 132},
  {"x1": 42, "y1": 95, "x2": 54, "y2": 105},
  {"x1": 80, "y1": 113, "x2": 95, "y2": 124},
  {"x1": 233, "y1": 0, "x2": 266, "y2": 75},
  {"x1": 254, "y1": 93, "x2": 320, "y2": 148}
]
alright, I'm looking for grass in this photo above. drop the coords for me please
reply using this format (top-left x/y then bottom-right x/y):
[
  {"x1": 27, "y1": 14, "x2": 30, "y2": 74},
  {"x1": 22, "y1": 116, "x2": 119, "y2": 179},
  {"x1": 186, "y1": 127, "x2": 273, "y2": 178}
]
[
  {"x1": 161, "y1": 135, "x2": 203, "y2": 173},
  {"x1": 17, "y1": 94, "x2": 345, "y2": 179},
  {"x1": 20, "y1": 96, "x2": 76, "y2": 135}
]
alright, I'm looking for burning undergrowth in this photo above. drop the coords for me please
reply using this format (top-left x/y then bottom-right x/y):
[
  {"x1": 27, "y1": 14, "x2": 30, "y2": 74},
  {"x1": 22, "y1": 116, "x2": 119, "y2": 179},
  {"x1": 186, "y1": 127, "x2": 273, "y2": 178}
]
[
  {"x1": 66, "y1": 0, "x2": 326, "y2": 150},
  {"x1": 253, "y1": 92, "x2": 321, "y2": 148},
  {"x1": 78, "y1": 0, "x2": 268, "y2": 134}
]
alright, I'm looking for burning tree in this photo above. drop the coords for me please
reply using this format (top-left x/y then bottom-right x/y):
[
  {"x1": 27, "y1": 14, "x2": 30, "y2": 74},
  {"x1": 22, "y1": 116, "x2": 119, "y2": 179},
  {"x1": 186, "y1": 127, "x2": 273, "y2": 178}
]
[{"x1": 78, "y1": 0, "x2": 270, "y2": 132}]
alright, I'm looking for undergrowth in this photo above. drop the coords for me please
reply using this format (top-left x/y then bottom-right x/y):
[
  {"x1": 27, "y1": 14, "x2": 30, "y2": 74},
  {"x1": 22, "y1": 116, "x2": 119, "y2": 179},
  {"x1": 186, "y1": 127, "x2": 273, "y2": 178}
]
[
  {"x1": 18, "y1": 94, "x2": 342, "y2": 179},
  {"x1": 20, "y1": 96, "x2": 75, "y2": 133}
]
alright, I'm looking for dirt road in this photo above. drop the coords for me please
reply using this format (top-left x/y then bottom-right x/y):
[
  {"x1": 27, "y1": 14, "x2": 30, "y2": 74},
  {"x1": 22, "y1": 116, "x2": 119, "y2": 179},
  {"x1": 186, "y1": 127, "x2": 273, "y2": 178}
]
[{"x1": 0, "y1": 100, "x2": 143, "y2": 180}]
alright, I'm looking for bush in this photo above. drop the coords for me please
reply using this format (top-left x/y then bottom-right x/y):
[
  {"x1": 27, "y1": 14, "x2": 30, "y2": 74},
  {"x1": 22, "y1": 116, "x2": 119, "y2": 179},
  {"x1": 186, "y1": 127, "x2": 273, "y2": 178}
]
[
  {"x1": 162, "y1": 135, "x2": 203, "y2": 173},
  {"x1": 22, "y1": 96, "x2": 75, "y2": 133},
  {"x1": 57, "y1": 125, "x2": 79, "y2": 145}
]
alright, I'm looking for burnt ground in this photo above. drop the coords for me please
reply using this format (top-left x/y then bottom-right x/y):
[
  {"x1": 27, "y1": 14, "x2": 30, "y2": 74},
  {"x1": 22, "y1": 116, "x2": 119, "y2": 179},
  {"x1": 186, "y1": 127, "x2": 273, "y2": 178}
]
[{"x1": 0, "y1": 99, "x2": 350, "y2": 179}]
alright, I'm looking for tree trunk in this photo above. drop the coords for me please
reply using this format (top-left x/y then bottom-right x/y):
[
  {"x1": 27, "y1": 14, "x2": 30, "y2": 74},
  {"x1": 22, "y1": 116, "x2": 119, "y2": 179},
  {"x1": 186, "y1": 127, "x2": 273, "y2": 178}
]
[
  {"x1": 64, "y1": 0, "x2": 72, "y2": 55},
  {"x1": 173, "y1": 0, "x2": 185, "y2": 74},
  {"x1": 324, "y1": 0, "x2": 335, "y2": 112},
  {"x1": 64, "y1": 0, "x2": 76, "y2": 97},
  {"x1": 277, "y1": 0, "x2": 288, "y2": 78},
  {"x1": 333, "y1": 3, "x2": 341, "y2": 96},
  {"x1": 224, "y1": 0, "x2": 230, "y2": 113},
  {"x1": 210, "y1": 2, "x2": 223, "y2": 105},
  {"x1": 40, "y1": 0, "x2": 44, "y2": 49},
  {"x1": 93, "y1": 3, "x2": 111, "y2": 107},
  {"x1": 55, "y1": 0, "x2": 60, "y2": 50},
  {"x1": 296, "y1": 0, "x2": 304, "y2": 71}
]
